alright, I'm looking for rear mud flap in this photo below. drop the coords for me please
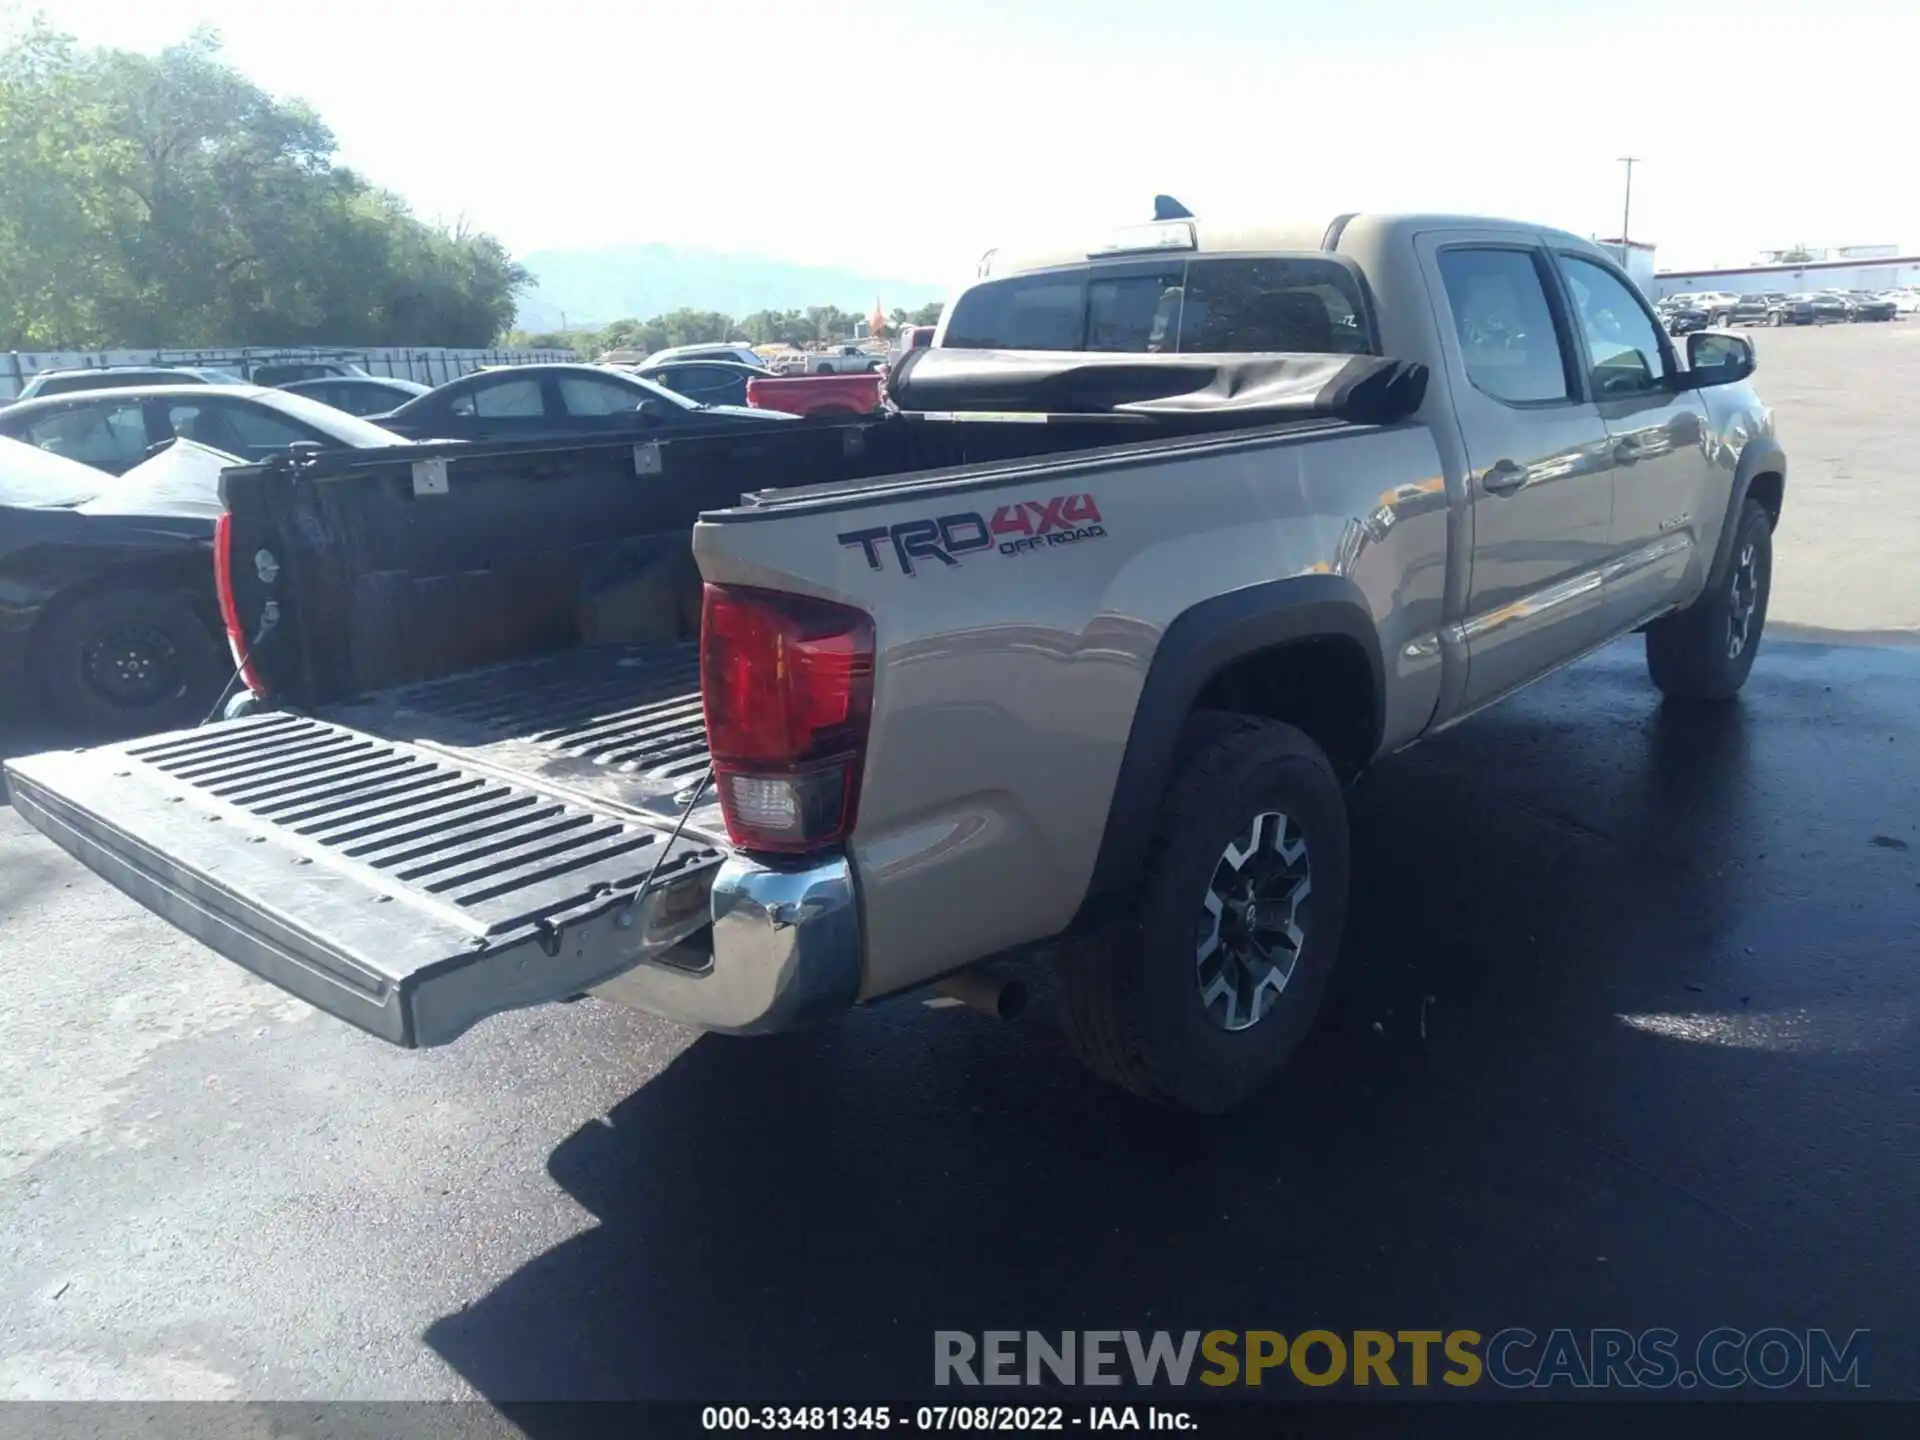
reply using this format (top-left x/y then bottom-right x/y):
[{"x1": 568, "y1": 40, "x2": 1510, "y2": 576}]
[{"x1": 5, "y1": 712, "x2": 723, "y2": 1046}]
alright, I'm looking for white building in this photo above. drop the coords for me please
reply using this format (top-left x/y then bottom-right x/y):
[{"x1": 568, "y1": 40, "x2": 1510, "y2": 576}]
[
  {"x1": 1651, "y1": 252, "x2": 1920, "y2": 301},
  {"x1": 1596, "y1": 238, "x2": 1658, "y2": 296}
]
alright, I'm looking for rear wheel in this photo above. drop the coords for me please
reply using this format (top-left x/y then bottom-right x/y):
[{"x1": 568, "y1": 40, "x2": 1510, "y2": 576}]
[
  {"x1": 30, "y1": 586, "x2": 226, "y2": 736},
  {"x1": 1056, "y1": 716, "x2": 1350, "y2": 1113},
  {"x1": 1644, "y1": 498, "x2": 1772, "y2": 701}
]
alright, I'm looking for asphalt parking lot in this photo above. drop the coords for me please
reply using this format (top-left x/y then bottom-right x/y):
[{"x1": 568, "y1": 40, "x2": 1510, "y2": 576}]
[{"x1": 2, "y1": 322, "x2": 1918, "y2": 1405}]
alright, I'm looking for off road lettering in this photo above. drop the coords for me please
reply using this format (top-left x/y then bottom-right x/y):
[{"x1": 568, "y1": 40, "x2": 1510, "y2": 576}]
[{"x1": 839, "y1": 494, "x2": 1105, "y2": 575}]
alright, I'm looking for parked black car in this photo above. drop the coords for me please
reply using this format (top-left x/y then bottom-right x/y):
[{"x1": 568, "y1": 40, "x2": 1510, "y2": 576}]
[
  {"x1": 1713, "y1": 293, "x2": 1785, "y2": 326},
  {"x1": 1656, "y1": 299, "x2": 1711, "y2": 336},
  {"x1": 1834, "y1": 291, "x2": 1898, "y2": 322},
  {"x1": 243, "y1": 359, "x2": 370, "y2": 385},
  {"x1": 1797, "y1": 293, "x2": 1851, "y2": 324},
  {"x1": 0, "y1": 437, "x2": 230, "y2": 734},
  {"x1": 0, "y1": 385, "x2": 407, "y2": 475},
  {"x1": 278, "y1": 375, "x2": 431, "y2": 416},
  {"x1": 629, "y1": 359, "x2": 774, "y2": 409},
  {"x1": 1762, "y1": 294, "x2": 1820, "y2": 326},
  {"x1": 373, "y1": 364, "x2": 796, "y2": 442}
]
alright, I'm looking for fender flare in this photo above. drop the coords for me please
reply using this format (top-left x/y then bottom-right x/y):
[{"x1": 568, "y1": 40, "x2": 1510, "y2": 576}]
[
  {"x1": 1069, "y1": 573, "x2": 1384, "y2": 931},
  {"x1": 1704, "y1": 437, "x2": 1787, "y2": 594}
]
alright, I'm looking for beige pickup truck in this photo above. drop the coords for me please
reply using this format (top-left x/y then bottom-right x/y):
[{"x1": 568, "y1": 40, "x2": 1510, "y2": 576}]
[{"x1": 6, "y1": 212, "x2": 1786, "y2": 1112}]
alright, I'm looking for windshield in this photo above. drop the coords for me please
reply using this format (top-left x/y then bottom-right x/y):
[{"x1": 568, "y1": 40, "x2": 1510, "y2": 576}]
[
  {"x1": 944, "y1": 254, "x2": 1375, "y2": 356},
  {"x1": 0, "y1": 435, "x2": 104, "y2": 506}
]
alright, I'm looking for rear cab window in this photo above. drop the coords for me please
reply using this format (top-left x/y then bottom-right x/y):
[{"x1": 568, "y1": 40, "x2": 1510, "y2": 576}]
[{"x1": 944, "y1": 254, "x2": 1376, "y2": 356}]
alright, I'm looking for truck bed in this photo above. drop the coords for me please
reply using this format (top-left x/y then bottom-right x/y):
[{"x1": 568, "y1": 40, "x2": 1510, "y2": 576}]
[{"x1": 317, "y1": 640, "x2": 724, "y2": 840}]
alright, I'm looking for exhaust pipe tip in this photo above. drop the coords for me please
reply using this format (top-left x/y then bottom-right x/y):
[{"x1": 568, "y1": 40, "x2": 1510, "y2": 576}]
[{"x1": 934, "y1": 967, "x2": 1029, "y2": 1021}]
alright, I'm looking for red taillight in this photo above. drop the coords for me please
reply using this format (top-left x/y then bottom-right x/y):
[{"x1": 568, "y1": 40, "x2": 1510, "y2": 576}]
[
  {"x1": 213, "y1": 512, "x2": 266, "y2": 697},
  {"x1": 701, "y1": 583, "x2": 874, "y2": 854}
]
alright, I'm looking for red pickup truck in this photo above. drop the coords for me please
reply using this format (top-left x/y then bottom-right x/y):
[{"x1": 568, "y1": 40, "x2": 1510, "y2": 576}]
[{"x1": 744, "y1": 370, "x2": 884, "y2": 419}]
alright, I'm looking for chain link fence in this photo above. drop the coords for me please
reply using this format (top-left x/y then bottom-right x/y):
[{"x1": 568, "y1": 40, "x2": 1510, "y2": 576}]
[{"x1": 2, "y1": 345, "x2": 579, "y2": 401}]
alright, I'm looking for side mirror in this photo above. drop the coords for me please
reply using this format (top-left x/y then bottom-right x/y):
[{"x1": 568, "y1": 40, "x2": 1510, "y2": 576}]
[
  {"x1": 1681, "y1": 331, "x2": 1756, "y2": 389},
  {"x1": 635, "y1": 399, "x2": 668, "y2": 421}
]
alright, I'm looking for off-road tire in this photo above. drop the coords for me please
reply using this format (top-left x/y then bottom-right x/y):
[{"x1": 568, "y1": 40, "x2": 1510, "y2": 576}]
[
  {"x1": 31, "y1": 585, "x2": 226, "y2": 737},
  {"x1": 1056, "y1": 715, "x2": 1351, "y2": 1114},
  {"x1": 1645, "y1": 498, "x2": 1773, "y2": 701}
]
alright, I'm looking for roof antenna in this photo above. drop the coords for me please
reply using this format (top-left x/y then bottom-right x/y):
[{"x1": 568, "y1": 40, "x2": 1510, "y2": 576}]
[{"x1": 1153, "y1": 195, "x2": 1193, "y2": 221}]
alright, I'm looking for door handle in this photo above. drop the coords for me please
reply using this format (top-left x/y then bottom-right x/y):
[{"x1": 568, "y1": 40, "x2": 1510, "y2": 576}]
[
  {"x1": 1481, "y1": 459, "x2": 1528, "y2": 495},
  {"x1": 1612, "y1": 439, "x2": 1642, "y2": 466}
]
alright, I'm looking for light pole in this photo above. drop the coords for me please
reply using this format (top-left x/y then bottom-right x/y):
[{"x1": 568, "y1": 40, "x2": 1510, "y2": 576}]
[{"x1": 1618, "y1": 156, "x2": 1641, "y2": 249}]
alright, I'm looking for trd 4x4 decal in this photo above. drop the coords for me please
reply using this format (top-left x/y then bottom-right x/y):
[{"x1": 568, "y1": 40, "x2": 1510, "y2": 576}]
[{"x1": 839, "y1": 492, "x2": 1106, "y2": 576}]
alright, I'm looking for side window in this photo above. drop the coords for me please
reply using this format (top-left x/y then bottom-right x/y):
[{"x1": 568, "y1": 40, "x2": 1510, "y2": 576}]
[
  {"x1": 163, "y1": 400, "x2": 316, "y2": 455},
  {"x1": 1435, "y1": 247, "x2": 1574, "y2": 405},
  {"x1": 163, "y1": 400, "x2": 238, "y2": 452},
  {"x1": 210, "y1": 402, "x2": 322, "y2": 451},
  {"x1": 470, "y1": 377, "x2": 545, "y2": 418},
  {"x1": 22, "y1": 401, "x2": 150, "y2": 471},
  {"x1": 671, "y1": 367, "x2": 734, "y2": 404},
  {"x1": 557, "y1": 376, "x2": 643, "y2": 416},
  {"x1": 325, "y1": 385, "x2": 371, "y2": 415},
  {"x1": 1557, "y1": 255, "x2": 1670, "y2": 398}
]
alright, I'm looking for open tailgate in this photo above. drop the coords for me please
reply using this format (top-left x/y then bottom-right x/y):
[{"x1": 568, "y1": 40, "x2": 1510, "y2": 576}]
[{"x1": 4, "y1": 712, "x2": 722, "y2": 1046}]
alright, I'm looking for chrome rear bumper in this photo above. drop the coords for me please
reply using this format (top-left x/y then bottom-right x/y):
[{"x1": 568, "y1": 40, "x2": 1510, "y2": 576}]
[{"x1": 590, "y1": 851, "x2": 862, "y2": 1034}]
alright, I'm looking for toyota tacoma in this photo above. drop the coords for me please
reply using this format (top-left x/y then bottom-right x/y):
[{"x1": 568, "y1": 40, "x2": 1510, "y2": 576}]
[{"x1": 4, "y1": 212, "x2": 1784, "y2": 1112}]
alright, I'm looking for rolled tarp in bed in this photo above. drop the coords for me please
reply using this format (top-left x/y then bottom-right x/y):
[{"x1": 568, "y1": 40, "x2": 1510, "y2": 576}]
[{"x1": 885, "y1": 348, "x2": 1429, "y2": 425}]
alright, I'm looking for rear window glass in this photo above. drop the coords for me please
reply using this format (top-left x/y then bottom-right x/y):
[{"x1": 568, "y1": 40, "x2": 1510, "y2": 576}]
[{"x1": 944, "y1": 255, "x2": 1374, "y2": 355}]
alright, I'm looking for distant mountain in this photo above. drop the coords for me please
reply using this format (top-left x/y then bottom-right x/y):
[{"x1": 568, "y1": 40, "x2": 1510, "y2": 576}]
[{"x1": 513, "y1": 243, "x2": 949, "y2": 330}]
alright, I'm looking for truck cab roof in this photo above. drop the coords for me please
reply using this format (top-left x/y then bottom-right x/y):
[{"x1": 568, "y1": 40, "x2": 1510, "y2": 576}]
[{"x1": 973, "y1": 212, "x2": 1606, "y2": 281}]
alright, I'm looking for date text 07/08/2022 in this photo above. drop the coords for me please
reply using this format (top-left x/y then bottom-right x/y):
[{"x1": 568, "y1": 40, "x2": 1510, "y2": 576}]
[{"x1": 701, "y1": 1405, "x2": 1190, "y2": 1432}]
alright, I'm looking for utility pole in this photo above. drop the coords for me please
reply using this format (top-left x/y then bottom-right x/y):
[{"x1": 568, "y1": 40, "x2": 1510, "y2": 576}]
[{"x1": 1618, "y1": 156, "x2": 1641, "y2": 248}]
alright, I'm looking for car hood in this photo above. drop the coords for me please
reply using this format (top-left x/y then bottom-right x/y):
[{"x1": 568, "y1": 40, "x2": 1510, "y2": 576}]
[{"x1": 74, "y1": 439, "x2": 235, "y2": 519}]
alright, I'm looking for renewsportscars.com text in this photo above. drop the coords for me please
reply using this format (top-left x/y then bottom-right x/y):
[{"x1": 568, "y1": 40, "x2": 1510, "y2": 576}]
[{"x1": 934, "y1": 1328, "x2": 1869, "y2": 1391}]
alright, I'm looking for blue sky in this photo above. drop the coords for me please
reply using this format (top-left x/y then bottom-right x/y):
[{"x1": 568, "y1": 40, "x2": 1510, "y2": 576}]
[{"x1": 33, "y1": 0, "x2": 1920, "y2": 289}]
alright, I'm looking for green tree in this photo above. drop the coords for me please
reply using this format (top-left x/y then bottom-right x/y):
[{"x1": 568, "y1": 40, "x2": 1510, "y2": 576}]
[{"x1": 0, "y1": 21, "x2": 529, "y2": 349}]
